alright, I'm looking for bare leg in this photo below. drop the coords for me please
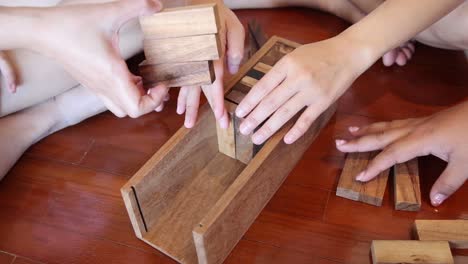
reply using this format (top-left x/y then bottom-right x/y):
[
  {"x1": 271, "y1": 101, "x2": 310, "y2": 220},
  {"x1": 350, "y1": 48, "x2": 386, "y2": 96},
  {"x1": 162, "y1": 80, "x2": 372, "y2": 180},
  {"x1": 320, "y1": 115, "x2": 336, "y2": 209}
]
[{"x1": 0, "y1": 0, "x2": 146, "y2": 179}]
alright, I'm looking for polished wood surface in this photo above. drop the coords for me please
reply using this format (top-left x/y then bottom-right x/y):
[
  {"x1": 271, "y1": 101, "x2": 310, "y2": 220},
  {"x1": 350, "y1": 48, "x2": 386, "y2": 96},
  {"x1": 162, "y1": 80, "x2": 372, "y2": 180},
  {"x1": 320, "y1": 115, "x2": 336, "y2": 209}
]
[{"x1": 0, "y1": 7, "x2": 467, "y2": 264}]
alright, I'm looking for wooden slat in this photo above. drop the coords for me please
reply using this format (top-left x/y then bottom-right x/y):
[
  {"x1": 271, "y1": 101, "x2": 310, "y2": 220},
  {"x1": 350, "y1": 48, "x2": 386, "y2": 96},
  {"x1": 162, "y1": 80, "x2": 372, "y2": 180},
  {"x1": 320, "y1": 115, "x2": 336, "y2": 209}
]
[
  {"x1": 253, "y1": 62, "x2": 273, "y2": 74},
  {"x1": 394, "y1": 159, "x2": 421, "y2": 211},
  {"x1": 260, "y1": 42, "x2": 295, "y2": 66},
  {"x1": 371, "y1": 240, "x2": 454, "y2": 264},
  {"x1": 414, "y1": 220, "x2": 468, "y2": 249},
  {"x1": 193, "y1": 104, "x2": 336, "y2": 264},
  {"x1": 139, "y1": 4, "x2": 219, "y2": 39},
  {"x1": 240, "y1": 76, "x2": 258, "y2": 88},
  {"x1": 336, "y1": 152, "x2": 389, "y2": 206},
  {"x1": 217, "y1": 101, "x2": 237, "y2": 159},
  {"x1": 225, "y1": 90, "x2": 246, "y2": 105},
  {"x1": 143, "y1": 34, "x2": 221, "y2": 64},
  {"x1": 139, "y1": 60, "x2": 215, "y2": 88}
]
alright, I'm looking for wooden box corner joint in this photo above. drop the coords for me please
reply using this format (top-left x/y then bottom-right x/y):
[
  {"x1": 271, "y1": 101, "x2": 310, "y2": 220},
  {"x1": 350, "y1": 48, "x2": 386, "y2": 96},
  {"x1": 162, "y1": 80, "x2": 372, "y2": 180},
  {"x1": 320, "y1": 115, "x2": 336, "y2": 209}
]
[
  {"x1": 138, "y1": 4, "x2": 221, "y2": 88},
  {"x1": 121, "y1": 36, "x2": 336, "y2": 264}
]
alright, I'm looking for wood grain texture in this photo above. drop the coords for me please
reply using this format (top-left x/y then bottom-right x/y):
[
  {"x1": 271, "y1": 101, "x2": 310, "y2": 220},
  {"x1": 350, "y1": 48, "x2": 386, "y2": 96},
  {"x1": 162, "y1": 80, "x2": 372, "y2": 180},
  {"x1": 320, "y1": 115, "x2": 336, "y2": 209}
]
[
  {"x1": 143, "y1": 34, "x2": 221, "y2": 64},
  {"x1": 240, "y1": 76, "x2": 258, "y2": 88},
  {"x1": 193, "y1": 104, "x2": 336, "y2": 264},
  {"x1": 139, "y1": 4, "x2": 219, "y2": 39},
  {"x1": 260, "y1": 41, "x2": 295, "y2": 66},
  {"x1": 371, "y1": 240, "x2": 454, "y2": 264},
  {"x1": 225, "y1": 90, "x2": 246, "y2": 105},
  {"x1": 139, "y1": 60, "x2": 215, "y2": 88},
  {"x1": 336, "y1": 152, "x2": 389, "y2": 206},
  {"x1": 253, "y1": 62, "x2": 273, "y2": 74},
  {"x1": 414, "y1": 220, "x2": 468, "y2": 249},
  {"x1": 233, "y1": 114, "x2": 255, "y2": 165},
  {"x1": 394, "y1": 159, "x2": 421, "y2": 211},
  {"x1": 217, "y1": 101, "x2": 237, "y2": 159}
]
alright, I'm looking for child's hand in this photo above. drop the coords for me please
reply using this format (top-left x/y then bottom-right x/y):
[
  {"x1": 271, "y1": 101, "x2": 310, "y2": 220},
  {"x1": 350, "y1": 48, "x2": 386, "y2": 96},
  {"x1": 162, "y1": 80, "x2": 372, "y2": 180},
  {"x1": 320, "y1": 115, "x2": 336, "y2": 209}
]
[
  {"x1": 177, "y1": 2, "x2": 244, "y2": 128},
  {"x1": 0, "y1": 51, "x2": 17, "y2": 94},
  {"x1": 336, "y1": 102, "x2": 468, "y2": 207},
  {"x1": 235, "y1": 36, "x2": 370, "y2": 145}
]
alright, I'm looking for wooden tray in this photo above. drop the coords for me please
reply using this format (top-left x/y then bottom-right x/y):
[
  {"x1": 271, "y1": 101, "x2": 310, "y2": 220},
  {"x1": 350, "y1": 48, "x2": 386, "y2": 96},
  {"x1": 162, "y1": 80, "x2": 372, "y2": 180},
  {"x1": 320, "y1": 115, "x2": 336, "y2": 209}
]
[{"x1": 121, "y1": 36, "x2": 336, "y2": 264}]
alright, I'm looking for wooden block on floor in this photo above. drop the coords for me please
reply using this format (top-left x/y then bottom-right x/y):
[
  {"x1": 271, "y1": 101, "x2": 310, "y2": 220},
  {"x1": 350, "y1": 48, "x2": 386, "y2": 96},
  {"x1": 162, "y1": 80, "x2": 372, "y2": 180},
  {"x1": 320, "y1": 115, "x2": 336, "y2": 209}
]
[
  {"x1": 394, "y1": 159, "x2": 421, "y2": 211},
  {"x1": 143, "y1": 34, "x2": 221, "y2": 64},
  {"x1": 414, "y1": 220, "x2": 468, "y2": 249},
  {"x1": 336, "y1": 152, "x2": 389, "y2": 206},
  {"x1": 139, "y1": 4, "x2": 219, "y2": 39},
  {"x1": 217, "y1": 101, "x2": 237, "y2": 159},
  {"x1": 371, "y1": 240, "x2": 454, "y2": 264},
  {"x1": 139, "y1": 60, "x2": 215, "y2": 88}
]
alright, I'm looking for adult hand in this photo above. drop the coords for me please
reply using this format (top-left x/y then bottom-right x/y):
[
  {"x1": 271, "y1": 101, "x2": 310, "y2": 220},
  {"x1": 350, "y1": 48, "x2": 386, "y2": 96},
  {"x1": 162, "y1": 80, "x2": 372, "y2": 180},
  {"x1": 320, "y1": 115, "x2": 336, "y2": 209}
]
[
  {"x1": 0, "y1": 51, "x2": 17, "y2": 93},
  {"x1": 336, "y1": 101, "x2": 468, "y2": 207}
]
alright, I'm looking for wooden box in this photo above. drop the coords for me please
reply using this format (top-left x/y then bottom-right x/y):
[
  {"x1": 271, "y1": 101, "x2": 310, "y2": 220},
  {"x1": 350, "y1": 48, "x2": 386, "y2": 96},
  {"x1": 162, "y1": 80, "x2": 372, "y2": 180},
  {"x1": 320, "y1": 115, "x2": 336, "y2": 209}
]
[{"x1": 121, "y1": 36, "x2": 336, "y2": 264}]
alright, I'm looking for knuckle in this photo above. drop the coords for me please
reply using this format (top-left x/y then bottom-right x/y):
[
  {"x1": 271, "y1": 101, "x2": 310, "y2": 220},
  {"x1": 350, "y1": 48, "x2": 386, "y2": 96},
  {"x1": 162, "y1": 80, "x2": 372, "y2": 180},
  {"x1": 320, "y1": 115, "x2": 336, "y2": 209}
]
[{"x1": 261, "y1": 125, "x2": 274, "y2": 136}]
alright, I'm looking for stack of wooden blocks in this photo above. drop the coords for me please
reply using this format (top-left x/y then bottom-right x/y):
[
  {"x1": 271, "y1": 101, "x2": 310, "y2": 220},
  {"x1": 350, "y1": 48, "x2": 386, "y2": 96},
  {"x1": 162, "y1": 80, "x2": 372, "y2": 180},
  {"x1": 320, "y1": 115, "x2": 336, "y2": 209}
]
[
  {"x1": 336, "y1": 152, "x2": 421, "y2": 211},
  {"x1": 217, "y1": 41, "x2": 296, "y2": 164},
  {"x1": 138, "y1": 4, "x2": 221, "y2": 88},
  {"x1": 371, "y1": 220, "x2": 467, "y2": 263}
]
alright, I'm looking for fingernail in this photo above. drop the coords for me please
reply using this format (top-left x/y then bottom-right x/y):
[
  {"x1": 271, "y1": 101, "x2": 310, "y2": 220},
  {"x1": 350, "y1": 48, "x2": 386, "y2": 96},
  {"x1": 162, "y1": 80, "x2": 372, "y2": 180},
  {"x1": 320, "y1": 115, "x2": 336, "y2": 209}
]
[
  {"x1": 219, "y1": 115, "x2": 229, "y2": 129},
  {"x1": 228, "y1": 64, "x2": 240, "y2": 74},
  {"x1": 236, "y1": 108, "x2": 246, "y2": 118},
  {"x1": 176, "y1": 105, "x2": 184, "y2": 115},
  {"x1": 239, "y1": 121, "x2": 253, "y2": 135},
  {"x1": 356, "y1": 171, "x2": 366, "y2": 182},
  {"x1": 349, "y1": 126, "x2": 360, "y2": 133},
  {"x1": 335, "y1": 139, "x2": 347, "y2": 146},
  {"x1": 252, "y1": 133, "x2": 264, "y2": 145},
  {"x1": 184, "y1": 118, "x2": 193, "y2": 128},
  {"x1": 432, "y1": 193, "x2": 447, "y2": 206}
]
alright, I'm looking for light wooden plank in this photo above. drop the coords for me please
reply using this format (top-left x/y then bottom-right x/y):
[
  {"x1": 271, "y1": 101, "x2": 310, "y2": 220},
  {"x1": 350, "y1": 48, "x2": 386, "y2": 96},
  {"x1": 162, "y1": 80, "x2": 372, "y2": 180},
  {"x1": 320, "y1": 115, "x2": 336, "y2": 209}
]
[
  {"x1": 253, "y1": 62, "x2": 273, "y2": 74},
  {"x1": 371, "y1": 240, "x2": 454, "y2": 264},
  {"x1": 394, "y1": 159, "x2": 421, "y2": 211},
  {"x1": 193, "y1": 104, "x2": 336, "y2": 264},
  {"x1": 216, "y1": 101, "x2": 237, "y2": 159},
  {"x1": 414, "y1": 220, "x2": 468, "y2": 249},
  {"x1": 240, "y1": 76, "x2": 258, "y2": 88},
  {"x1": 139, "y1": 60, "x2": 215, "y2": 88},
  {"x1": 336, "y1": 152, "x2": 389, "y2": 206},
  {"x1": 139, "y1": 4, "x2": 219, "y2": 39},
  {"x1": 143, "y1": 34, "x2": 221, "y2": 64}
]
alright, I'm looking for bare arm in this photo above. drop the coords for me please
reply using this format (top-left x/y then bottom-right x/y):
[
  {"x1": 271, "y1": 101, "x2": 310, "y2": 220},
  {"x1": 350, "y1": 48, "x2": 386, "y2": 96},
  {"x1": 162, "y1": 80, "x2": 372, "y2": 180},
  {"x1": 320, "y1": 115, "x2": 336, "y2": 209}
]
[{"x1": 0, "y1": 7, "x2": 39, "y2": 50}]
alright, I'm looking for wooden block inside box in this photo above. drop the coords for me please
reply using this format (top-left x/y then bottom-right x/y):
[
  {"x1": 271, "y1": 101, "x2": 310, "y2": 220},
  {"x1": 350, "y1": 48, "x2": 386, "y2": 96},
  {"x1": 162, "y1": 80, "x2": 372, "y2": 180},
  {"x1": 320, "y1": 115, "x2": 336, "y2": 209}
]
[
  {"x1": 139, "y1": 60, "x2": 215, "y2": 88},
  {"x1": 139, "y1": 4, "x2": 220, "y2": 39},
  {"x1": 121, "y1": 36, "x2": 336, "y2": 264},
  {"x1": 143, "y1": 34, "x2": 221, "y2": 64}
]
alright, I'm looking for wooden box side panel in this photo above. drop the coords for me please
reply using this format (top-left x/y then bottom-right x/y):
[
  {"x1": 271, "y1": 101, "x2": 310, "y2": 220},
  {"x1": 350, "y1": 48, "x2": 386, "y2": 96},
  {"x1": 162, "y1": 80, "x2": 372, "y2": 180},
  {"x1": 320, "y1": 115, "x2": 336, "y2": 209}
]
[
  {"x1": 121, "y1": 105, "x2": 219, "y2": 230},
  {"x1": 121, "y1": 186, "x2": 147, "y2": 238},
  {"x1": 193, "y1": 105, "x2": 337, "y2": 264}
]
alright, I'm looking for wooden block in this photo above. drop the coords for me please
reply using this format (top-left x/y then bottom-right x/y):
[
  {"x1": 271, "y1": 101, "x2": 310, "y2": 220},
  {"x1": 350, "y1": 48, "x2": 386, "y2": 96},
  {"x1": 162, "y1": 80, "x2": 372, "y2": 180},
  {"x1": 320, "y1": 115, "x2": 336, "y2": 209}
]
[
  {"x1": 234, "y1": 114, "x2": 256, "y2": 165},
  {"x1": 232, "y1": 82, "x2": 251, "y2": 95},
  {"x1": 246, "y1": 69, "x2": 265, "y2": 80},
  {"x1": 240, "y1": 76, "x2": 258, "y2": 88},
  {"x1": 216, "y1": 101, "x2": 237, "y2": 159},
  {"x1": 336, "y1": 152, "x2": 389, "y2": 206},
  {"x1": 225, "y1": 90, "x2": 246, "y2": 105},
  {"x1": 143, "y1": 34, "x2": 221, "y2": 64},
  {"x1": 371, "y1": 240, "x2": 454, "y2": 264},
  {"x1": 394, "y1": 159, "x2": 421, "y2": 211},
  {"x1": 139, "y1": 4, "x2": 219, "y2": 39},
  {"x1": 414, "y1": 220, "x2": 468, "y2": 249},
  {"x1": 260, "y1": 41, "x2": 295, "y2": 66},
  {"x1": 122, "y1": 37, "x2": 310, "y2": 264},
  {"x1": 253, "y1": 62, "x2": 273, "y2": 74},
  {"x1": 139, "y1": 60, "x2": 215, "y2": 88}
]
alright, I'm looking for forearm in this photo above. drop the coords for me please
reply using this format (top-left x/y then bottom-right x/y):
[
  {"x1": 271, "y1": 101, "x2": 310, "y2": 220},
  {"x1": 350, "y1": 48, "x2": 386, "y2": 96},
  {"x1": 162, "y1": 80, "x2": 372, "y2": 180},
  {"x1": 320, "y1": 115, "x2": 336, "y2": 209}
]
[
  {"x1": 340, "y1": 0, "x2": 464, "y2": 72},
  {"x1": 0, "y1": 7, "x2": 40, "y2": 50}
]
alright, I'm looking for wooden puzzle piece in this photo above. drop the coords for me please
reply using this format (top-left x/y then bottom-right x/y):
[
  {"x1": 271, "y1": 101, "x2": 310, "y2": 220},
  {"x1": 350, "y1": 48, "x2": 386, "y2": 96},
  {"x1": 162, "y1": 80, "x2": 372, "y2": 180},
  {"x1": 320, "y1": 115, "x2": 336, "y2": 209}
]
[
  {"x1": 414, "y1": 220, "x2": 468, "y2": 249},
  {"x1": 143, "y1": 34, "x2": 221, "y2": 64},
  {"x1": 394, "y1": 159, "x2": 421, "y2": 211},
  {"x1": 336, "y1": 152, "x2": 389, "y2": 206},
  {"x1": 216, "y1": 101, "x2": 237, "y2": 159},
  {"x1": 139, "y1": 60, "x2": 215, "y2": 88},
  {"x1": 371, "y1": 240, "x2": 454, "y2": 264},
  {"x1": 139, "y1": 4, "x2": 219, "y2": 39}
]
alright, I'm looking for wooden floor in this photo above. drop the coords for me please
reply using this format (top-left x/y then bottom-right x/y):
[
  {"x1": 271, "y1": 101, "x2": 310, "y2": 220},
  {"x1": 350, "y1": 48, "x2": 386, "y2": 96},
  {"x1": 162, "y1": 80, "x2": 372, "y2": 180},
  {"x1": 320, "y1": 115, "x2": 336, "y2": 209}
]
[{"x1": 1, "y1": 8, "x2": 468, "y2": 264}]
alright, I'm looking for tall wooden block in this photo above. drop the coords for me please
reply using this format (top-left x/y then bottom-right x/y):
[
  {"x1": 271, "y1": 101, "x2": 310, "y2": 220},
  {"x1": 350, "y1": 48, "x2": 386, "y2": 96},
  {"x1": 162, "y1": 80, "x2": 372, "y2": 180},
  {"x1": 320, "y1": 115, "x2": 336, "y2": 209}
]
[
  {"x1": 414, "y1": 220, "x2": 468, "y2": 249},
  {"x1": 139, "y1": 60, "x2": 215, "y2": 88},
  {"x1": 122, "y1": 37, "x2": 335, "y2": 264},
  {"x1": 336, "y1": 152, "x2": 389, "y2": 206},
  {"x1": 139, "y1": 4, "x2": 220, "y2": 39},
  {"x1": 394, "y1": 159, "x2": 421, "y2": 211},
  {"x1": 216, "y1": 101, "x2": 237, "y2": 159},
  {"x1": 371, "y1": 240, "x2": 454, "y2": 264},
  {"x1": 143, "y1": 34, "x2": 221, "y2": 64}
]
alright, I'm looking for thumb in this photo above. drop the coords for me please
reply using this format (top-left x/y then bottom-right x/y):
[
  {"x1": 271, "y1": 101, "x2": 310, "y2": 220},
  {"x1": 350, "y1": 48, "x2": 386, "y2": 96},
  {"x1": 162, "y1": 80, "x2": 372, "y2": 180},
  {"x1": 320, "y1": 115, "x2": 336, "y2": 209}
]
[
  {"x1": 430, "y1": 160, "x2": 467, "y2": 207},
  {"x1": 225, "y1": 10, "x2": 245, "y2": 74},
  {"x1": 130, "y1": 84, "x2": 168, "y2": 118}
]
